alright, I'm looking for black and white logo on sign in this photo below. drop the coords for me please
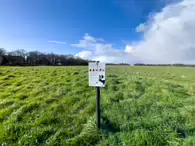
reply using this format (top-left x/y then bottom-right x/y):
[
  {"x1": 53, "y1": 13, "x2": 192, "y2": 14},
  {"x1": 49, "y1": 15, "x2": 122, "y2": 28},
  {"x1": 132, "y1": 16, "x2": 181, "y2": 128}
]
[{"x1": 99, "y1": 75, "x2": 105, "y2": 85}]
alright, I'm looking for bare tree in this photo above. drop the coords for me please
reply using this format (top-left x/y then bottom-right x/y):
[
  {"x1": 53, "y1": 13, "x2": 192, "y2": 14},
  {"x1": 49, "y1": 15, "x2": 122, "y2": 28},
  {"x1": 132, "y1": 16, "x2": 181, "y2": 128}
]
[
  {"x1": 0, "y1": 48, "x2": 6, "y2": 56},
  {"x1": 8, "y1": 49, "x2": 27, "y2": 57},
  {"x1": 0, "y1": 48, "x2": 88, "y2": 66}
]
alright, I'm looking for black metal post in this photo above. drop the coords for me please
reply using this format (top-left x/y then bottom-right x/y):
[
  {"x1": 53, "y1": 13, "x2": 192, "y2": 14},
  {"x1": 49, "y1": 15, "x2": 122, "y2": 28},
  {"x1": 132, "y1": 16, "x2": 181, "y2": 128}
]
[{"x1": 96, "y1": 87, "x2": 100, "y2": 129}]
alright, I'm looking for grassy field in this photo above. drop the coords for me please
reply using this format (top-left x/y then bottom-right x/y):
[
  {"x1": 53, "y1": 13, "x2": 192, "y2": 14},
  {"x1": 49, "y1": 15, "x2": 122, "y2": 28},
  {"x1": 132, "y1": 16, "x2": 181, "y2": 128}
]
[{"x1": 0, "y1": 66, "x2": 195, "y2": 146}]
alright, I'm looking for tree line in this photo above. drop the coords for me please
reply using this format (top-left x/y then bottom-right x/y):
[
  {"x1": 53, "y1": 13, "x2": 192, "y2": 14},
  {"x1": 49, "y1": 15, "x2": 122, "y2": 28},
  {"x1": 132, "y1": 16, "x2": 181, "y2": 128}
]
[
  {"x1": 106, "y1": 63, "x2": 129, "y2": 66},
  {"x1": 134, "y1": 63, "x2": 195, "y2": 67},
  {"x1": 0, "y1": 48, "x2": 88, "y2": 66}
]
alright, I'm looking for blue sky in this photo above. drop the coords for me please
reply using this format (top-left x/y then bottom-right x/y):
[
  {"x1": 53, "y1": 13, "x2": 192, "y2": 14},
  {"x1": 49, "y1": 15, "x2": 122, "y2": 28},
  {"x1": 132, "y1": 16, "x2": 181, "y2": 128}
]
[
  {"x1": 1, "y1": 0, "x2": 194, "y2": 63},
  {"x1": 0, "y1": 0, "x2": 165, "y2": 51}
]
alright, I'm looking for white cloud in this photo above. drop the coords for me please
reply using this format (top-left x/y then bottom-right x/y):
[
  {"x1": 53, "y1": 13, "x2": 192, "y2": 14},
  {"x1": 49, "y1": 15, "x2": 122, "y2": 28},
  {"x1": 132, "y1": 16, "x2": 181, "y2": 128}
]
[
  {"x1": 83, "y1": 33, "x2": 105, "y2": 42},
  {"x1": 136, "y1": 23, "x2": 146, "y2": 32},
  {"x1": 133, "y1": 0, "x2": 195, "y2": 63},
  {"x1": 48, "y1": 41, "x2": 67, "y2": 44},
  {"x1": 75, "y1": 51, "x2": 92, "y2": 59},
  {"x1": 125, "y1": 45, "x2": 136, "y2": 55},
  {"x1": 72, "y1": 34, "x2": 137, "y2": 63},
  {"x1": 71, "y1": 33, "x2": 105, "y2": 49},
  {"x1": 72, "y1": 0, "x2": 195, "y2": 64}
]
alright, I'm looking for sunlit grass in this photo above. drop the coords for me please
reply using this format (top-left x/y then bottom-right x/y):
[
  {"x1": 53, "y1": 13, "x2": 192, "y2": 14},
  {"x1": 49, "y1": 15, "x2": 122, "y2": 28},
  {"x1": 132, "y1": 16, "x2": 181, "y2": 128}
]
[{"x1": 0, "y1": 66, "x2": 194, "y2": 145}]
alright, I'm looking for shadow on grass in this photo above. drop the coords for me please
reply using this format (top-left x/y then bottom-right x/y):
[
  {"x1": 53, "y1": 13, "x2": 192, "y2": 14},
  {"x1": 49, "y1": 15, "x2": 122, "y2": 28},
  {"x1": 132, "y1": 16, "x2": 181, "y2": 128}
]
[{"x1": 101, "y1": 116, "x2": 120, "y2": 134}]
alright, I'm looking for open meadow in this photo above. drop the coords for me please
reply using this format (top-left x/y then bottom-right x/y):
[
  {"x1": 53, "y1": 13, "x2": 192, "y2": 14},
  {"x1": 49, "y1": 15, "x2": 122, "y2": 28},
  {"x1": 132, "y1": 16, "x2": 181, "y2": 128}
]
[{"x1": 0, "y1": 66, "x2": 195, "y2": 146}]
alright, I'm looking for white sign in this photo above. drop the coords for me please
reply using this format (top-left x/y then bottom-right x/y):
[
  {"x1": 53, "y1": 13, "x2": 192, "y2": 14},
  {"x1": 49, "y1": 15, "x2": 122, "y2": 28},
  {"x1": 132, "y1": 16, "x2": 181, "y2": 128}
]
[{"x1": 89, "y1": 62, "x2": 106, "y2": 87}]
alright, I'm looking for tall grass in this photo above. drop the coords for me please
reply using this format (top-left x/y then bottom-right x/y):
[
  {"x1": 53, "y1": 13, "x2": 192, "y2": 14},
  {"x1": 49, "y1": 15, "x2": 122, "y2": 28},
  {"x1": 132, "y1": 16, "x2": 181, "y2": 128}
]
[{"x1": 0, "y1": 66, "x2": 194, "y2": 145}]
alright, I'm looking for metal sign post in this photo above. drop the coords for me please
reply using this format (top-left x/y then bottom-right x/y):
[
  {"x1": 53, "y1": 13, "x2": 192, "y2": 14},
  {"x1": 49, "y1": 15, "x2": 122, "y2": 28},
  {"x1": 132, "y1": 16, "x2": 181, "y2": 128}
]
[
  {"x1": 96, "y1": 87, "x2": 100, "y2": 129},
  {"x1": 89, "y1": 61, "x2": 106, "y2": 129}
]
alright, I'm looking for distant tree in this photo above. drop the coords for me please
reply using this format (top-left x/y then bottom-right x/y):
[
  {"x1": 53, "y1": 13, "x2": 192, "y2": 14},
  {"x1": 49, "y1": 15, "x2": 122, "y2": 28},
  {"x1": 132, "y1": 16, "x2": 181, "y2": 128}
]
[
  {"x1": 0, "y1": 48, "x2": 6, "y2": 56},
  {"x1": 46, "y1": 53, "x2": 58, "y2": 65},
  {"x1": 27, "y1": 51, "x2": 41, "y2": 65},
  {"x1": 8, "y1": 49, "x2": 27, "y2": 57},
  {"x1": 0, "y1": 48, "x2": 6, "y2": 65}
]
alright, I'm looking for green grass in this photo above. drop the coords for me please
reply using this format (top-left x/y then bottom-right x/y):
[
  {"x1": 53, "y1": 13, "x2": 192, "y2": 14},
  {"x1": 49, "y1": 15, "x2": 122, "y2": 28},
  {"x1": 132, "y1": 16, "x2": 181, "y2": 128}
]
[{"x1": 0, "y1": 66, "x2": 194, "y2": 146}]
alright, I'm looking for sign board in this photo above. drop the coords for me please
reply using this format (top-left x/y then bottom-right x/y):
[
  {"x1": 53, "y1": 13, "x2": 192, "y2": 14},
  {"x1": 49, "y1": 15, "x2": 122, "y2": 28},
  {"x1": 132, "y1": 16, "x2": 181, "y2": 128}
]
[{"x1": 89, "y1": 62, "x2": 106, "y2": 87}]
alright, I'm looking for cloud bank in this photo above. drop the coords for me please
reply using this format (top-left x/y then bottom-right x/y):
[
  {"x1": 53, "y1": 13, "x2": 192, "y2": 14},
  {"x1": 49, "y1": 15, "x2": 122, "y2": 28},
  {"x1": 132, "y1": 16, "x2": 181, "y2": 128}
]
[
  {"x1": 131, "y1": 0, "x2": 195, "y2": 63},
  {"x1": 73, "y1": 0, "x2": 195, "y2": 64}
]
